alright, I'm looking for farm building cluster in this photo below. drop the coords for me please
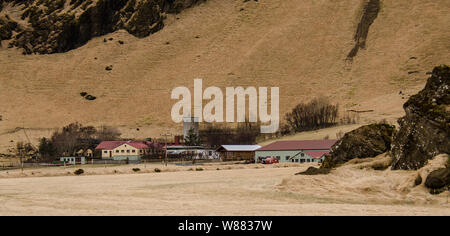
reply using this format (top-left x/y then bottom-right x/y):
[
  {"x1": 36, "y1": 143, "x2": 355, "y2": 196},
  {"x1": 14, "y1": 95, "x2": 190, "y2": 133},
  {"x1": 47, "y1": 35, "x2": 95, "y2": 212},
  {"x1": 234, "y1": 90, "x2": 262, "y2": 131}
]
[
  {"x1": 69, "y1": 139, "x2": 335, "y2": 164},
  {"x1": 57, "y1": 117, "x2": 336, "y2": 165}
]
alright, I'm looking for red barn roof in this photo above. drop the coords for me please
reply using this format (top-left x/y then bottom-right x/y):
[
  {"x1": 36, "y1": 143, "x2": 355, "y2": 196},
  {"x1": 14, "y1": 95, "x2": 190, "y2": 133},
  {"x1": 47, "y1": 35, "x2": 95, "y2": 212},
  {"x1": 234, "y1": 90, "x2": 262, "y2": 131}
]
[
  {"x1": 258, "y1": 140, "x2": 336, "y2": 151},
  {"x1": 95, "y1": 141, "x2": 150, "y2": 150}
]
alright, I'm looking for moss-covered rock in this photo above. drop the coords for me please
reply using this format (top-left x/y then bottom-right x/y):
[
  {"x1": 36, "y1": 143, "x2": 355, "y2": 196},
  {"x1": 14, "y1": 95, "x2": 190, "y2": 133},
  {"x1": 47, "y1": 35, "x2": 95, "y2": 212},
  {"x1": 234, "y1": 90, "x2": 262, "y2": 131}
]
[
  {"x1": 0, "y1": 16, "x2": 18, "y2": 41},
  {"x1": 322, "y1": 123, "x2": 396, "y2": 168},
  {"x1": 425, "y1": 168, "x2": 450, "y2": 194},
  {"x1": 0, "y1": 0, "x2": 206, "y2": 54},
  {"x1": 414, "y1": 174, "x2": 422, "y2": 186},
  {"x1": 124, "y1": 0, "x2": 164, "y2": 38},
  {"x1": 85, "y1": 95, "x2": 96, "y2": 101},
  {"x1": 296, "y1": 167, "x2": 331, "y2": 175},
  {"x1": 391, "y1": 65, "x2": 450, "y2": 170}
]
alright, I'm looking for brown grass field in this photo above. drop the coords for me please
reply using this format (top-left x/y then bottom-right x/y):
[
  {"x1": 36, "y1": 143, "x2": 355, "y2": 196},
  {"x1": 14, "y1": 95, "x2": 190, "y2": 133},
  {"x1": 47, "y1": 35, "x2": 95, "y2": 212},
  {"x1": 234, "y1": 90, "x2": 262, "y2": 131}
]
[{"x1": 0, "y1": 155, "x2": 448, "y2": 216}]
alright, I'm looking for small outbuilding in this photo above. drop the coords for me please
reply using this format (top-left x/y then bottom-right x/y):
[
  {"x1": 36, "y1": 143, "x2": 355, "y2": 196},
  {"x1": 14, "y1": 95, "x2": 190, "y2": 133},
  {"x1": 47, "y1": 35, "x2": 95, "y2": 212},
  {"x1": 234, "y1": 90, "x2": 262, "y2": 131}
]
[
  {"x1": 216, "y1": 145, "x2": 261, "y2": 162},
  {"x1": 60, "y1": 156, "x2": 86, "y2": 165}
]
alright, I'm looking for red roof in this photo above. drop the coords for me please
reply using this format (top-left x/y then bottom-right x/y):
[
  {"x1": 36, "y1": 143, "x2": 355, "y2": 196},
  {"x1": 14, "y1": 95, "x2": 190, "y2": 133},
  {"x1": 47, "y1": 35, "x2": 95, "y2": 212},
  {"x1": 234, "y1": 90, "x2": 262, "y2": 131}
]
[
  {"x1": 303, "y1": 150, "x2": 330, "y2": 159},
  {"x1": 258, "y1": 140, "x2": 337, "y2": 151},
  {"x1": 95, "y1": 141, "x2": 150, "y2": 150}
]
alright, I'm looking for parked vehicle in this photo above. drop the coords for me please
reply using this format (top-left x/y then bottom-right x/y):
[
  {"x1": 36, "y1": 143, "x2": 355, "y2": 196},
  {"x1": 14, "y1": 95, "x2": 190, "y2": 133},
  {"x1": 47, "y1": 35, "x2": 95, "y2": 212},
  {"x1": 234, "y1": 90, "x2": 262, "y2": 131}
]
[{"x1": 261, "y1": 157, "x2": 279, "y2": 164}]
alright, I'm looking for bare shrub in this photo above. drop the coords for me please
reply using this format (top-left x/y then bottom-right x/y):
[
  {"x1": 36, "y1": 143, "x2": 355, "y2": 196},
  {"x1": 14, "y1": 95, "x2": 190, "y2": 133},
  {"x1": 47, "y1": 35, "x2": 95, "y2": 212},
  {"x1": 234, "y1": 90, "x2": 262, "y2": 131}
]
[
  {"x1": 200, "y1": 121, "x2": 259, "y2": 148},
  {"x1": 44, "y1": 123, "x2": 121, "y2": 159},
  {"x1": 279, "y1": 123, "x2": 292, "y2": 136},
  {"x1": 284, "y1": 97, "x2": 339, "y2": 133},
  {"x1": 340, "y1": 111, "x2": 359, "y2": 125},
  {"x1": 38, "y1": 138, "x2": 56, "y2": 161},
  {"x1": 16, "y1": 142, "x2": 35, "y2": 157},
  {"x1": 96, "y1": 125, "x2": 121, "y2": 141}
]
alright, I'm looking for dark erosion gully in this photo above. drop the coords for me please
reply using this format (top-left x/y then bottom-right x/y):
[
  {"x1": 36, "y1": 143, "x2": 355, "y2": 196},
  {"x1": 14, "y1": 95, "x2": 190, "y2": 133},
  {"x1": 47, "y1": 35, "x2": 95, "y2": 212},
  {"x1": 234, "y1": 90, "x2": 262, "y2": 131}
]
[{"x1": 347, "y1": 0, "x2": 381, "y2": 60}]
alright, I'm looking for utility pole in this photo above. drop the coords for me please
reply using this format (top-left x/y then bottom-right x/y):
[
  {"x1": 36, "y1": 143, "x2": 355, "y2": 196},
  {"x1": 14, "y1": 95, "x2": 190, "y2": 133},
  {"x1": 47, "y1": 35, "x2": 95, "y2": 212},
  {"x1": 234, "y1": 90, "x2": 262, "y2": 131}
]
[
  {"x1": 160, "y1": 133, "x2": 172, "y2": 167},
  {"x1": 19, "y1": 146, "x2": 24, "y2": 174}
]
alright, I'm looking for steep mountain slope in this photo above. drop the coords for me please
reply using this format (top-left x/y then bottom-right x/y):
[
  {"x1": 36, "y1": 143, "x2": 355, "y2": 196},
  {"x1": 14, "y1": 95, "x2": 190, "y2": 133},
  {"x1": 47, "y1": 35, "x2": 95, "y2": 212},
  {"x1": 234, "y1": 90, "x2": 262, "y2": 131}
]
[{"x1": 0, "y1": 0, "x2": 449, "y2": 152}]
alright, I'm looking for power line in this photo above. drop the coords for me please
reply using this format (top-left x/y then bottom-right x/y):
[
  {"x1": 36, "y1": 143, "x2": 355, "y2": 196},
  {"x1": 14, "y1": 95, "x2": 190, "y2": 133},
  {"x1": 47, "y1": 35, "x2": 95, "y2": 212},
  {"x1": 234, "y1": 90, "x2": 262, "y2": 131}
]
[{"x1": 160, "y1": 133, "x2": 172, "y2": 167}]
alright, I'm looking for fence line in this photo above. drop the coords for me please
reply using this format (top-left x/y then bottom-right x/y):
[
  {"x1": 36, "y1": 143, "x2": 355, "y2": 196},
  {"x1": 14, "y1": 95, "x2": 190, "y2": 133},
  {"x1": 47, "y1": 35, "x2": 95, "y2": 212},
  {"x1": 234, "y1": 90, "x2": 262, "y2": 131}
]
[{"x1": 0, "y1": 158, "x2": 222, "y2": 171}]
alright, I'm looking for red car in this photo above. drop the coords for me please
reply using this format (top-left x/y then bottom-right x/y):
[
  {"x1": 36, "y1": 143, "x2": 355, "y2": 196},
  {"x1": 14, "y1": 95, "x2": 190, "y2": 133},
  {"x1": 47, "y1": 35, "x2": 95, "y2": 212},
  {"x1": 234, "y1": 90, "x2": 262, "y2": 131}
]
[{"x1": 262, "y1": 157, "x2": 279, "y2": 164}]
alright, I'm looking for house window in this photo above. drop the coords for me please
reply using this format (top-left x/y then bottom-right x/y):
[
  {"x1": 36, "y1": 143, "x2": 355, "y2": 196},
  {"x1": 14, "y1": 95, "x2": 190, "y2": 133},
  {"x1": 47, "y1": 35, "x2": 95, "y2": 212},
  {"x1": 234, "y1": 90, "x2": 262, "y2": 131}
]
[
  {"x1": 296, "y1": 159, "x2": 299, "y2": 163},
  {"x1": 116, "y1": 150, "x2": 119, "y2": 153},
  {"x1": 286, "y1": 156, "x2": 290, "y2": 161},
  {"x1": 132, "y1": 150, "x2": 136, "y2": 153},
  {"x1": 104, "y1": 151, "x2": 107, "y2": 154},
  {"x1": 307, "y1": 159, "x2": 311, "y2": 163},
  {"x1": 121, "y1": 150, "x2": 124, "y2": 153},
  {"x1": 301, "y1": 153, "x2": 305, "y2": 157},
  {"x1": 127, "y1": 150, "x2": 130, "y2": 153}
]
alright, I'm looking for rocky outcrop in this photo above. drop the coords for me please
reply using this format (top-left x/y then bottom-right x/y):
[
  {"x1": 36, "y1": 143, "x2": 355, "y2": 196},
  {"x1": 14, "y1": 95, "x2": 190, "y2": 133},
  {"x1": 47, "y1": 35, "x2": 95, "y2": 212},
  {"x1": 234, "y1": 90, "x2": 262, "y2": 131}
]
[
  {"x1": 0, "y1": 0, "x2": 205, "y2": 54},
  {"x1": 322, "y1": 124, "x2": 396, "y2": 168},
  {"x1": 391, "y1": 65, "x2": 450, "y2": 170},
  {"x1": 0, "y1": 15, "x2": 18, "y2": 41},
  {"x1": 414, "y1": 174, "x2": 422, "y2": 186},
  {"x1": 425, "y1": 168, "x2": 450, "y2": 194},
  {"x1": 296, "y1": 167, "x2": 331, "y2": 175}
]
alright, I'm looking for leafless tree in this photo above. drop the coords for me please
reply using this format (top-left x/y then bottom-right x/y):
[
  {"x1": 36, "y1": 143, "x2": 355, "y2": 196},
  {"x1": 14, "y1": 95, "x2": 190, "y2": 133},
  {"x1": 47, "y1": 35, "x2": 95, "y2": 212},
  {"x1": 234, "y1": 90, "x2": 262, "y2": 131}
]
[
  {"x1": 285, "y1": 97, "x2": 339, "y2": 133},
  {"x1": 50, "y1": 123, "x2": 121, "y2": 158},
  {"x1": 96, "y1": 125, "x2": 121, "y2": 141},
  {"x1": 199, "y1": 121, "x2": 260, "y2": 148}
]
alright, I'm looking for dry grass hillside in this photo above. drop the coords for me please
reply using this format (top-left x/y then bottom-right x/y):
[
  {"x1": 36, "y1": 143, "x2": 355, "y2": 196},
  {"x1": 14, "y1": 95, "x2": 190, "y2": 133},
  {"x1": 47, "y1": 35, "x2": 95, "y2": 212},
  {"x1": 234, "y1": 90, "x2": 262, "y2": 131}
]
[{"x1": 0, "y1": 0, "x2": 449, "y2": 153}]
